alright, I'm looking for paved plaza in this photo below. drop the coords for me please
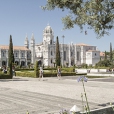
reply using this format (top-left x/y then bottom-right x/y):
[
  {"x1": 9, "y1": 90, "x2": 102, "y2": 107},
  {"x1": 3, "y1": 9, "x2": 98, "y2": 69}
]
[{"x1": 0, "y1": 76, "x2": 114, "y2": 114}]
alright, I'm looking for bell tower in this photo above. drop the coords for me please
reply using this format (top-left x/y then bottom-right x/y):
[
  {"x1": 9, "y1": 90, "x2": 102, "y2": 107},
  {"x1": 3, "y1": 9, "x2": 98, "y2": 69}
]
[
  {"x1": 43, "y1": 24, "x2": 54, "y2": 45},
  {"x1": 24, "y1": 34, "x2": 29, "y2": 49}
]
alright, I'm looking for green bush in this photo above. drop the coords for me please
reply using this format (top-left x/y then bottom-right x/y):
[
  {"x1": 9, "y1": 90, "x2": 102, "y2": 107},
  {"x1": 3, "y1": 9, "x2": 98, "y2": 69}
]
[
  {"x1": 86, "y1": 76, "x2": 109, "y2": 78},
  {"x1": 61, "y1": 68, "x2": 75, "y2": 72},
  {"x1": 76, "y1": 73, "x2": 87, "y2": 75},
  {"x1": 43, "y1": 68, "x2": 57, "y2": 70},
  {"x1": 0, "y1": 72, "x2": 12, "y2": 79},
  {"x1": 15, "y1": 68, "x2": 34, "y2": 71},
  {"x1": 16, "y1": 71, "x2": 35, "y2": 78},
  {"x1": 16, "y1": 71, "x2": 76, "y2": 77}
]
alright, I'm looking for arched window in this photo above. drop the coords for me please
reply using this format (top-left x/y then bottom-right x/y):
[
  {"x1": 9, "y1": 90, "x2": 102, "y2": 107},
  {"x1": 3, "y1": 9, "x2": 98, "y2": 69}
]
[
  {"x1": 2, "y1": 61, "x2": 6, "y2": 66},
  {"x1": 50, "y1": 40, "x2": 52, "y2": 44},
  {"x1": 77, "y1": 51, "x2": 79, "y2": 61},
  {"x1": 64, "y1": 51, "x2": 66, "y2": 60},
  {"x1": 2, "y1": 52, "x2": 4, "y2": 57},
  {"x1": 51, "y1": 51, "x2": 53, "y2": 56},
  {"x1": 16, "y1": 53, "x2": 17, "y2": 57},
  {"x1": 22, "y1": 53, "x2": 23, "y2": 57},
  {"x1": 51, "y1": 59, "x2": 52, "y2": 63},
  {"x1": 38, "y1": 47, "x2": 40, "y2": 51},
  {"x1": 21, "y1": 61, "x2": 25, "y2": 66}
]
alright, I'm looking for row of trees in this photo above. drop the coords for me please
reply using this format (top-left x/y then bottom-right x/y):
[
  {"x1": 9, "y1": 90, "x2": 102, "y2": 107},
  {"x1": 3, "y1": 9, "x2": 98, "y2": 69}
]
[{"x1": 96, "y1": 42, "x2": 114, "y2": 68}]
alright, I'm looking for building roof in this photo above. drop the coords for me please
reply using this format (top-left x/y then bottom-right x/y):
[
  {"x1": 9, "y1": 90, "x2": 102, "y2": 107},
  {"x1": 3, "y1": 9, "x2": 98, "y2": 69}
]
[
  {"x1": 87, "y1": 50, "x2": 100, "y2": 52},
  {"x1": 76, "y1": 43, "x2": 89, "y2": 46},
  {"x1": 0, "y1": 45, "x2": 30, "y2": 51},
  {"x1": 100, "y1": 52, "x2": 105, "y2": 56}
]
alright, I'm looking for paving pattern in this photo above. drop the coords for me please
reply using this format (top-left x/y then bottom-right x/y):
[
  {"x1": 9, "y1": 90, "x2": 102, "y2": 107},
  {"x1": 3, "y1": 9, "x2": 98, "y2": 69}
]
[
  {"x1": 0, "y1": 76, "x2": 113, "y2": 114},
  {"x1": 0, "y1": 87, "x2": 98, "y2": 114}
]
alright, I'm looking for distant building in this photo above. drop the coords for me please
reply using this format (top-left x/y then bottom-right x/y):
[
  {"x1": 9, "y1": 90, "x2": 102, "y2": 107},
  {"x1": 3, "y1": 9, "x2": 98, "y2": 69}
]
[
  {"x1": 100, "y1": 52, "x2": 110, "y2": 61},
  {"x1": 0, "y1": 25, "x2": 100, "y2": 67},
  {"x1": 100, "y1": 52, "x2": 105, "y2": 60},
  {"x1": 0, "y1": 45, "x2": 31, "y2": 67}
]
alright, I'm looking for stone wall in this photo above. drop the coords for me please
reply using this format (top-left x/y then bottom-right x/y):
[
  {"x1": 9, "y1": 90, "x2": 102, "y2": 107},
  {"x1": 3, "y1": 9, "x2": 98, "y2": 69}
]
[{"x1": 75, "y1": 69, "x2": 111, "y2": 73}]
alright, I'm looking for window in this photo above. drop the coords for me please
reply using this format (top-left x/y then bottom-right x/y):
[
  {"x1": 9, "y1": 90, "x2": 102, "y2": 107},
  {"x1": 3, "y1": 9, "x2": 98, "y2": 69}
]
[
  {"x1": 38, "y1": 47, "x2": 40, "y2": 51},
  {"x1": 77, "y1": 51, "x2": 79, "y2": 61},
  {"x1": 16, "y1": 53, "x2": 17, "y2": 57},
  {"x1": 50, "y1": 40, "x2": 52, "y2": 44},
  {"x1": 95, "y1": 53, "x2": 96, "y2": 56},
  {"x1": 64, "y1": 51, "x2": 66, "y2": 61},
  {"x1": 27, "y1": 54, "x2": 29, "y2": 58},
  {"x1": 51, "y1": 59, "x2": 52, "y2": 63},
  {"x1": 2, "y1": 52, "x2": 4, "y2": 57},
  {"x1": 51, "y1": 51, "x2": 53, "y2": 56},
  {"x1": 71, "y1": 52, "x2": 73, "y2": 56},
  {"x1": 22, "y1": 53, "x2": 23, "y2": 57}
]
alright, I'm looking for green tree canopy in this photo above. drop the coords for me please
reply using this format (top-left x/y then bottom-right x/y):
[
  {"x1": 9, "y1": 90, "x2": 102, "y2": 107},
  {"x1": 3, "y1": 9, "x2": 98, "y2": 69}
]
[
  {"x1": 8, "y1": 35, "x2": 14, "y2": 77},
  {"x1": 97, "y1": 59, "x2": 111, "y2": 67},
  {"x1": 42, "y1": 0, "x2": 114, "y2": 38}
]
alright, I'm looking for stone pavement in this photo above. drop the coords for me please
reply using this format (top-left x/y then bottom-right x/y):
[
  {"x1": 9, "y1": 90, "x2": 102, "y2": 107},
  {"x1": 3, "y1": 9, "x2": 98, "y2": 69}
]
[{"x1": 0, "y1": 76, "x2": 114, "y2": 114}]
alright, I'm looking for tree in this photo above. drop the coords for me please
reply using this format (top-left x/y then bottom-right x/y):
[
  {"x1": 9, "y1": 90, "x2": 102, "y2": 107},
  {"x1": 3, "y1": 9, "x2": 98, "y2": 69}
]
[
  {"x1": 34, "y1": 61, "x2": 39, "y2": 78},
  {"x1": 42, "y1": 0, "x2": 114, "y2": 38},
  {"x1": 110, "y1": 42, "x2": 113, "y2": 61},
  {"x1": 8, "y1": 35, "x2": 14, "y2": 78},
  {"x1": 105, "y1": 51, "x2": 107, "y2": 60},
  {"x1": 56, "y1": 36, "x2": 61, "y2": 67},
  {"x1": 97, "y1": 59, "x2": 111, "y2": 67}
]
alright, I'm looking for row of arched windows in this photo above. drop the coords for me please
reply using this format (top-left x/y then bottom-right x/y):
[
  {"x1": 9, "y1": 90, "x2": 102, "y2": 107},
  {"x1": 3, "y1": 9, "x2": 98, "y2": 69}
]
[{"x1": 1, "y1": 51, "x2": 30, "y2": 58}]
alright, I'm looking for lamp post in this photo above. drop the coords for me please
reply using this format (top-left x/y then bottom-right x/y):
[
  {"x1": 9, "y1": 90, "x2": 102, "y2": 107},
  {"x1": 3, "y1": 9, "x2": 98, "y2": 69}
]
[{"x1": 62, "y1": 35, "x2": 65, "y2": 67}]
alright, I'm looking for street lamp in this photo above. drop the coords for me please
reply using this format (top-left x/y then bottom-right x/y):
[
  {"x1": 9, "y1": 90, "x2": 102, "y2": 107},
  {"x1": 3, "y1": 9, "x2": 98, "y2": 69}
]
[{"x1": 62, "y1": 35, "x2": 65, "y2": 67}]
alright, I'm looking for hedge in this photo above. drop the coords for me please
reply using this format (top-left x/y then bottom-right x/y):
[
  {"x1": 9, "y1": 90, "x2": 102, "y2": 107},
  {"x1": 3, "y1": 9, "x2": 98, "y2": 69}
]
[
  {"x1": 15, "y1": 67, "x2": 76, "y2": 72},
  {"x1": 15, "y1": 68, "x2": 34, "y2": 71},
  {"x1": 0, "y1": 72, "x2": 12, "y2": 79},
  {"x1": 16, "y1": 71, "x2": 35, "y2": 78},
  {"x1": 16, "y1": 71, "x2": 76, "y2": 78}
]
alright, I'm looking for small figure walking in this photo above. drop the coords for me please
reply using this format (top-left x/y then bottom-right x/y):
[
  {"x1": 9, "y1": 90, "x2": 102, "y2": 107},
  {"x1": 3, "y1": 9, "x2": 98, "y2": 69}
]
[
  {"x1": 57, "y1": 67, "x2": 61, "y2": 80},
  {"x1": 12, "y1": 66, "x2": 15, "y2": 76},
  {"x1": 39, "y1": 68, "x2": 43, "y2": 81}
]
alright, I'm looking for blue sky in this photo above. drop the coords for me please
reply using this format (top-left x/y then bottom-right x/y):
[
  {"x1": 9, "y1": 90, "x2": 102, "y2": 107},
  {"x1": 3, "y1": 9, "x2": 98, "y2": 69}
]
[{"x1": 0, "y1": 0, "x2": 113, "y2": 52}]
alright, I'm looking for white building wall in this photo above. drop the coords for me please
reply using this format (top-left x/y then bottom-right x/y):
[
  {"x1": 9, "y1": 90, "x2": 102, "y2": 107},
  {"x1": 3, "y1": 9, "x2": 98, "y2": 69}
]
[
  {"x1": 86, "y1": 51, "x2": 100, "y2": 66},
  {"x1": 86, "y1": 52, "x2": 92, "y2": 66},
  {"x1": 92, "y1": 51, "x2": 100, "y2": 66},
  {"x1": 0, "y1": 25, "x2": 101, "y2": 67}
]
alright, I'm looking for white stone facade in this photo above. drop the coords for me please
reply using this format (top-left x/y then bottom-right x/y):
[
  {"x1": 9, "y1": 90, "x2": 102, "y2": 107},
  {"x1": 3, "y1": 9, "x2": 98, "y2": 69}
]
[
  {"x1": 0, "y1": 45, "x2": 31, "y2": 67},
  {"x1": 0, "y1": 25, "x2": 100, "y2": 67}
]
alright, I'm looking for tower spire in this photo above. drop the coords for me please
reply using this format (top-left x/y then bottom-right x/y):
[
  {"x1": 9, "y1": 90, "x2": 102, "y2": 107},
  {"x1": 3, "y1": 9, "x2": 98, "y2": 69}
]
[{"x1": 24, "y1": 34, "x2": 29, "y2": 48}]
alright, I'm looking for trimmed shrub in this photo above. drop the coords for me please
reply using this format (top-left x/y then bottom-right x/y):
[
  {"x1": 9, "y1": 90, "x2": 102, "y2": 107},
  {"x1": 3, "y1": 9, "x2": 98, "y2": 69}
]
[
  {"x1": 34, "y1": 61, "x2": 39, "y2": 78},
  {"x1": 0, "y1": 72, "x2": 12, "y2": 79},
  {"x1": 15, "y1": 68, "x2": 34, "y2": 71},
  {"x1": 61, "y1": 68, "x2": 75, "y2": 72},
  {"x1": 16, "y1": 71, "x2": 76, "y2": 77},
  {"x1": 16, "y1": 71, "x2": 35, "y2": 78}
]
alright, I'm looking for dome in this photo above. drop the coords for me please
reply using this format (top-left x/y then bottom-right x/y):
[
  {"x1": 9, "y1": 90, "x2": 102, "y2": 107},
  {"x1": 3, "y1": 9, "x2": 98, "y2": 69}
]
[{"x1": 44, "y1": 25, "x2": 53, "y2": 34}]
